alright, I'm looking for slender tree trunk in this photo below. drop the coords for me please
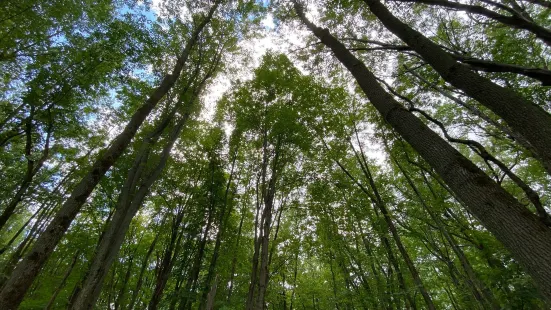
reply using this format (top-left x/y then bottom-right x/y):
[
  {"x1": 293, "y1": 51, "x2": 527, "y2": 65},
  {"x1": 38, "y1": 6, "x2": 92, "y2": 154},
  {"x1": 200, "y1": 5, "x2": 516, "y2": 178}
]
[
  {"x1": 0, "y1": 105, "x2": 51, "y2": 231},
  {"x1": 199, "y1": 146, "x2": 239, "y2": 309},
  {"x1": 128, "y1": 233, "x2": 159, "y2": 310},
  {"x1": 204, "y1": 275, "x2": 218, "y2": 310},
  {"x1": 71, "y1": 107, "x2": 194, "y2": 309},
  {"x1": 148, "y1": 209, "x2": 186, "y2": 310},
  {"x1": 254, "y1": 136, "x2": 282, "y2": 310},
  {"x1": 395, "y1": 158, "x2": 500, "y2": 309},
  {"x1": 69, "y1": 45, "x2": 222, "y2": 310},
  {"x1": 114, "y1": 255, "x2": 134, "y2": 310},
  {"x1": 227, "y1": 205, "x2": 246, "y2": 302},
  {"x1": 246, "y1": 154, "x2": 266, "y2": 310},
  {"x1": 293, "y1": 3, "x2": 551, "y2": 303},
  {"x1": 179, "y1": 204, "x2": 215, "y2": 310},
  {"x1": 0, "y1": 4, "x2": 220, "y2": 308},
  {"x1": 45, "y1": 251, "x2": 80, "y2": 310}
]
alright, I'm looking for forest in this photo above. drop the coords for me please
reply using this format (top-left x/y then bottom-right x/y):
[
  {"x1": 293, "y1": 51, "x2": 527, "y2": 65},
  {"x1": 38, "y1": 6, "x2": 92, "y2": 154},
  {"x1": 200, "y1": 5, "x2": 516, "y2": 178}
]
[{"x1": 1, "y1": 0, "x2": 551, "y2": 309}]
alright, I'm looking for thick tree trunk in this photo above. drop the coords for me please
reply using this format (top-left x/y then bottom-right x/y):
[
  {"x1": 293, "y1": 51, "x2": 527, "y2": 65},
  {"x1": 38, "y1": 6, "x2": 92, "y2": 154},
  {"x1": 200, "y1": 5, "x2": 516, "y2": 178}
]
[
  {"x1": 0, "y1": 4, "x2": 220, "y2": 308},
  {"x1": 361, "y1": 0, "x2": 551, "y2": 176},
  {"x1": 293, "y1": 3, "x2": 551, "y2": 303}
]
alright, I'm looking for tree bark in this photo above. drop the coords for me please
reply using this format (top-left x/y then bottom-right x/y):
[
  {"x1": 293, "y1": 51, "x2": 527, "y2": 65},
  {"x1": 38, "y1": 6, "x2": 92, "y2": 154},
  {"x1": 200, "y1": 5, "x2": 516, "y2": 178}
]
[
  {"x1": 227, "y1": 204, "x2": 246, "y2": 302},
  {"x1": 199, "y1": 145, "x2": 239, "y2": 309},
  {"x1": 148, "y1": 206, "x2": 186, "y2": 310},
  {"x1": 293, "y1": 3, "x2": 551, "y2": 303},
  {"x1": 70, "y1": 92, "x2": 200, "y2": 309},
  {"x1": 0, "y1": 3, "x2": 220, "y2": 308}
]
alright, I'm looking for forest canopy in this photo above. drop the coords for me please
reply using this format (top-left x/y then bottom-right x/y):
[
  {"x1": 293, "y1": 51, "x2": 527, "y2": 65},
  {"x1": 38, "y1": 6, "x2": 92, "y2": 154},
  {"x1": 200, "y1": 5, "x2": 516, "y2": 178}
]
[{"x1": 1, "y1": 0, "x2": 551, "y2": 309}]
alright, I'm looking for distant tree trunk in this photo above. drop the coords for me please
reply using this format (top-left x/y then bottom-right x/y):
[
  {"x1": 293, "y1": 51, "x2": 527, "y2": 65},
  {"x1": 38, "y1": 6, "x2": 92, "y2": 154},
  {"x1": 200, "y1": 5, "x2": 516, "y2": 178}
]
[
  {"x1": 44, "y1": 251, "x2": 80, "y2": 310},
  {"x1": 0, "y1": 105, "x2": 52, "y2": 231},
  {"x1": 114, "y1": 255, "x2": 135, "y2": 310},
  {"x1": 293, "y1": 4, "x2": 551, "y2": 303},
  {"x1": 354, "y1": 218, "x2": 395, "y2": 310},
  {"x1": 227, "y1": 205, "x2": 246, "y2": 302},
  {"x1": 395, "y1": 158, "x2": 500, "y2": 309},
  {"x1": 70, "y1": 47, "x2": 222, "y2": 310},
  {"x1": 128, "y1": 234, "x2": 159, "y2": 310},
  {"x1": 249, "y1": 133, "x2": 282, "y2": 310},
  {"x1": 199, "y1": 144, "x2": 239, "y2": 309},
  {"x1": 0, "y1": 4, "x2": 220, "y2": 308},
  {"x1": 179, "y1": 203, "x2": 215, "y2": 310},
  {"x1": 245, "y1": 153, "x2": 266, "y2": 310},
  {"x1": 70, "y1": 105, "x2": 194, "y2": 309},
  {"x1": 148, "y1": 207, "x2": 186, "y2": 310},
  {"x1": 205, "y1": 275, "x2": 218, "y2": 310}
]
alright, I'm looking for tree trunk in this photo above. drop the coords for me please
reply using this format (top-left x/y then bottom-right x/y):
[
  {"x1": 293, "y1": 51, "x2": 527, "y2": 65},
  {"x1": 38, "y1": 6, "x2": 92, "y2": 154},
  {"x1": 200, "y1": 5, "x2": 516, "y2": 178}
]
[
  {"x1": 70, "y1": 102, "x2": 196, "y2": 309},
  {"x1": 148, "y1": 208, "x2": 186, "y2": 310},
  {"x1": 199, "y1": 146, "x2": 239, "y2": 309},
  {"x1": 45, "y1": 251, "x2": 80, "y2": 310},
  {"x1": 128, "y1": 233, "x2": 159, "y2": 310},
  {"x1": 0, "y1": 4, "x2": 220, "y2": 308},
  {"x1": 0, "y1": 104, "x2": 51, "y2": 231},
  {"x1": 293, "y1": 3, "x2": 551, "y2": 303},
  {"x1": 205, "y1": 275, "x2": 218, "y2": 310},
  {"x1": 227, "y1": 205, "x2": 246, "y2": 302},
  {"x1": 179, "y1": 203, "x2": 215, "y2": 310}
]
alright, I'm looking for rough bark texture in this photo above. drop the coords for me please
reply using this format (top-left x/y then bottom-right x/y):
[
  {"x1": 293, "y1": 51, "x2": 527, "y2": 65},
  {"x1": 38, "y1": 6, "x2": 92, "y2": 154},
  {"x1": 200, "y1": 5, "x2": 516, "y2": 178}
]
[
  {"x1": 362, "y1": 0, "x2": 551, "y2": 176},
  {"x1": 293, "y1": 2, "x2": 551, "y2": 303}
]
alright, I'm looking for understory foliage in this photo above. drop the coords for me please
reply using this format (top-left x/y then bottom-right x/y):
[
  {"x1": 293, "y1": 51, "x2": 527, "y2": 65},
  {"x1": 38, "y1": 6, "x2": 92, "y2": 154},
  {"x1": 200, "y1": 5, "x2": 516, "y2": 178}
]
[{"x1": 1, "y1": 0, "x2": 551, "y2": 309}]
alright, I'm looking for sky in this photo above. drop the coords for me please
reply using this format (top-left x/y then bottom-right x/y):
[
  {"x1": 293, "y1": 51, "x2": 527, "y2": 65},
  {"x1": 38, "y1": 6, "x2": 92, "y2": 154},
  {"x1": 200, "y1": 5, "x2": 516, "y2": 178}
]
[{"x1": 128, "y1": 0, "x2": 386, "y2": 164}]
